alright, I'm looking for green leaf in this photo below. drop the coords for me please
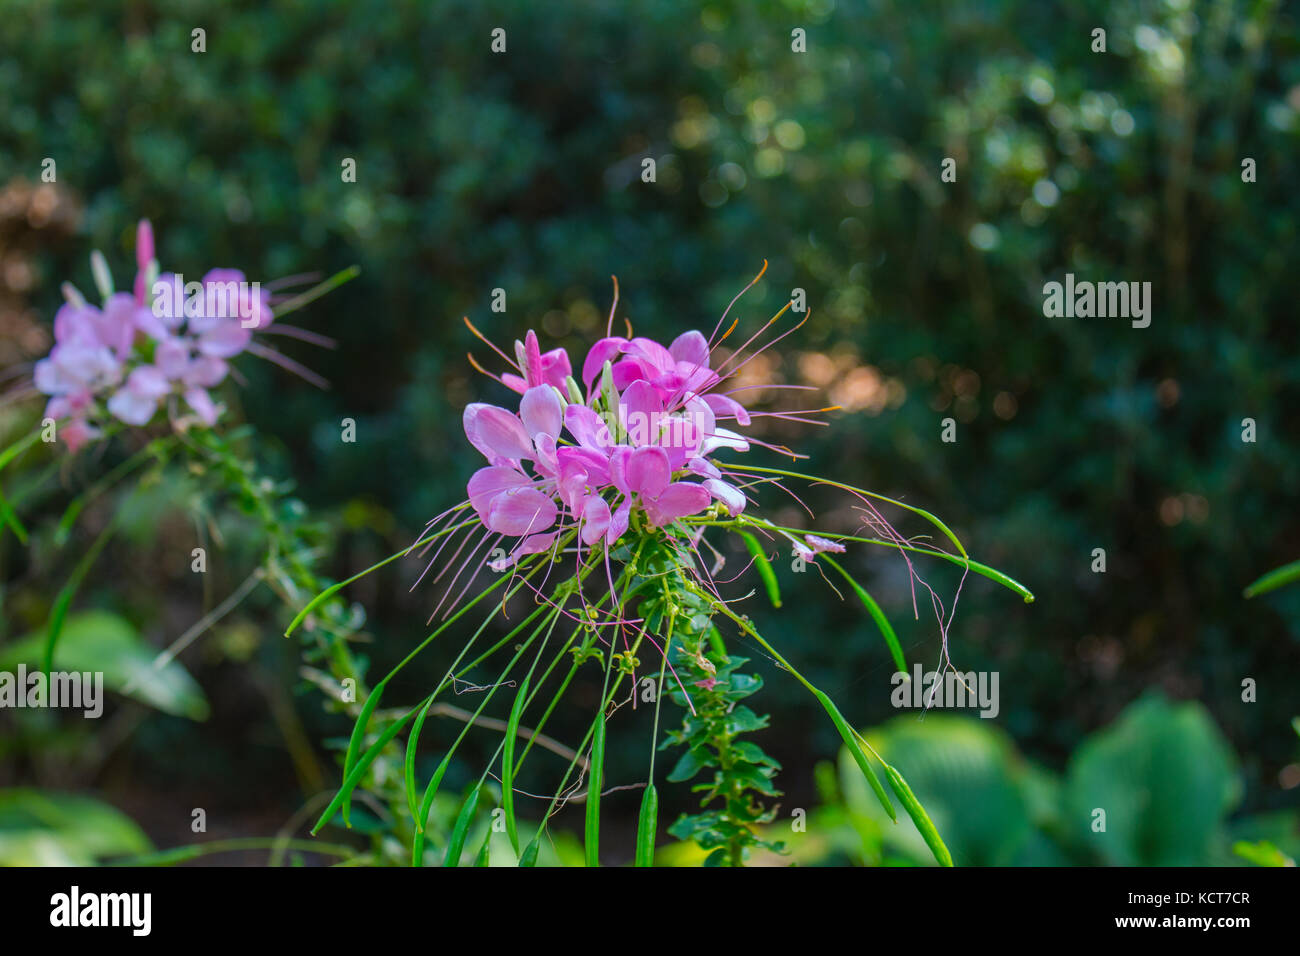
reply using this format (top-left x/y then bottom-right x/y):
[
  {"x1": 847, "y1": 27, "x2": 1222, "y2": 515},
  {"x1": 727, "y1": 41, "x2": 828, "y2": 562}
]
[
  {"x1": 404, "y1": 695, "x2": 435, "y2": 823},
  {"x1": 2, "y1": 611, "x2": 208, "y2": 720},
  {"x1": 519, "y1": 833, "x2": 541, "y2": 867},
  {"x1": 1063, "y1": 694, "x2": 1239, "y2": 866},
  {"x1": 443, "y1": 784, "x2": 481, "y2": 867},
  {"x1": 667, "y1": 749, "x2": 702, "y2": 783},
  {"x1": 474, "y1": 830, "x2": 492, "y2": 867},
  {"x1": 312, "y1": 707, "x2": 418, "y2": 836},
  {"x1": 0, "y1": 483, "x2": 28, "y2": 544},
  {"x1": 42, "y1": 519, "x2": 117, "y2": 675},
  {"x1": 724, "y1": 705, "x2": 769, "y2": 735},
  {"x1": 585, "y1": 713, "x2": 605, "y2": 867},
  {"x1": 737, "y1": 530, "x2": 781, "y2": 607},
  {"x1": 842, "y1": 715, "x2": 1052, "y2": 866},
  {"x1": 1233, "y1": 839, "x2": 1293, "y2": 867},
  {"x1": 884, "y1": 763, "x2": 953, "y2": 867},
  {"x1": 635, "y1": 784, "x2": 658, "y2": 867},
  {"x1": 502, "y1": 675, "x2": 530, "y2": 855},
  {"x1": 341, "y1": 677, "x2": 389, "y2": 827},
  {"x1": 0, "y1": 789, "x2": 152, "y2": 866},
  {"x1": 814, "y1": 690, "x2": 895, "y2": 822},
  {"x1": 1244, "y1": 559, "x2": 1300, "y2": 598}
]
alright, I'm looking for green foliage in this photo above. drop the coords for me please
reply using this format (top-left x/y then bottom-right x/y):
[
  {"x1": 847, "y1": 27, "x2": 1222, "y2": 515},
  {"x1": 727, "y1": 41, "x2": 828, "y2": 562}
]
[
  {"x1": 1, "y1": 0, "x2": 1297, "y2": 864},
  {"x1": 792, "y1": 695, "x2": 1297, "y2": 867},
  {"x1": 1064, "y1": 695, "x2": 1241, "y2": 866},
  {"x1": 1, "y1": 610, "x2": 208, "y2": 720},
  {"x1": 0, "y1": 789, "x2": 152, "y2": 866},
  {"x1": 651, "y1": 579, "x2": 786, "y2": 865}
]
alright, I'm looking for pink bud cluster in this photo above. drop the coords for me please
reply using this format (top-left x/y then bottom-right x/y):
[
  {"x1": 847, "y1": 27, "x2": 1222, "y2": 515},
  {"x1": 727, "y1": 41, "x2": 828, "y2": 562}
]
[{"x1": 34, "y1": 220, "x2": 270, "y2": 450}]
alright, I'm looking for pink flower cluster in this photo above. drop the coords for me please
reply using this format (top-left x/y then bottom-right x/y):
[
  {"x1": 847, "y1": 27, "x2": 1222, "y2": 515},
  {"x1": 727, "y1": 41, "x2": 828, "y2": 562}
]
[
  {"x1": 464, "y1": 329, "x2": 756, "y2": 565},
  {"x1": 33, "y1": 220, "x2": 270, "y2": 451}
]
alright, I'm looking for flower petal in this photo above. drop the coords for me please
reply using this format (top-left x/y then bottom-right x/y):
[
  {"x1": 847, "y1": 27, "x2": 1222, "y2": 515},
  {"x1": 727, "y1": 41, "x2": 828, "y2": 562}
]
[
  {"x1": 700, "y1": 426, "x2": 751, "y2": 456},
  {"x1": 467, "y1": 466, "x2": 533, "y2": 518},
  {"x1": 196, "y1": 320, "x2": 252, "y2": 358},
  {"x1": 607, "y1": 499, "x2": 631, "y2": 545},
  {"x1": 485, "y1": 487, "x2": 558, "y2": 536},
  {"x1": 557, "y1": 445, "x2": 611, "y2": 487},
  {"x1": 581, "y1": 337, "x2": 626, "y2": 388},
  {"x1": 564, "y1": 404, "x2": 614, "y2": 451},
  {"x1": 520, "y1": 385, "x2": 563, "y2": 440},
  {"x1": 805, "y1": 534, "x2": 846, "y2": 555},
  {"x1": 643, "y1": 482, "x2": 710, "y2": 525},
  {"x1": 687, "y1": 456, "x2": 721, "y2": 480},
  {"x1": 619, "y1": 380, "x2": 664, "y2": 446},
  {"x1": 703, "y1": 478, "x2": 746, "y2": 516},
  {"x1": 580, "y1": 495, "x2": 611, "y2": 546},
  {"x1": 668, "y1": 330, "x2": 709, "y2": 367},
  {"x1": 107, "y1": 388, "x2": 159, "y2": 426},
  {"x1": 184, "y1": 387, "x2": 220, "y2": 425},
  {"x1": 465, "y1": 403, "x2": 535, "y2": 462},
  {"x1": 626, "y1": 446, "x2": 671, "y2": 498},
  {"x1": 703, "y1": 392, "x2": 752, "y2": 426},
  {"x1": 126, "y1": 365, "x2": 170, "y2": 399}
]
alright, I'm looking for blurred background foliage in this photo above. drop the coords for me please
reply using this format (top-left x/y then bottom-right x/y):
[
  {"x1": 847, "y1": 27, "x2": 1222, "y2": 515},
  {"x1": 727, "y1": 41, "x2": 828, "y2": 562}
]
[{"x1": 1, "y1": 0, "x2": 1298, "y2": 864}]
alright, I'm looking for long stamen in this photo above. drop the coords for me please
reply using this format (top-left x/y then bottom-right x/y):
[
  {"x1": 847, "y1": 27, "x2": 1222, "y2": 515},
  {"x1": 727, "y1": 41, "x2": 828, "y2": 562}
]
[
  {"x1": 707, "y1": 259, "x2": 767, "y2": 346},
  {"x1": 463, "y1": 316, "x2": 522, "y2": 371},
  {"x1": 605, "y1": 275, "x2": 619, "y2": 337},
  {"x1": 245, "y1": 341, "x2": 330, "y2": 390}
]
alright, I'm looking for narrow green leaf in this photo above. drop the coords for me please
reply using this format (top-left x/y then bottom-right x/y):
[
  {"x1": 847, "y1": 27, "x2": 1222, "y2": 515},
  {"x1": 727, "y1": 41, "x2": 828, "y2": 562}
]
[
  {"x1": 270, "y1": 264, "x2": 361, "y2": 321},
  {"x1": 814, "y1": 690, "x2": 895, "y2": 821},
  {"x1": 519, "y1": 833, "x2": 541, "y2": 867},
  {"x1": 443, "y1": 784, "x2": 481, "y2": 867},
  {"x1": 43, "y1": 519, "x2": 116, "y2": 676},
  {"x1": 737, "y1": 530, "x2": 781, "y2": 607},
  {"x1": 884, "y1": 763, "x2": 953, "y2": 867},
  {"x1": 412, "y1": 752, "x2": 455, "y2": 866},
  {"x1": 342, "y1": 678, "x2": 388, "y2": 827},
  {"x1": 284, "y1": 581, "x2": 345, "y2": 637},
  {"x1": 502, "y1": 676, "x2": 530, "y2": 855},
  {"x1": 821, "y1": 555, "x2": 905, "y2": 673},
  {"x1": 635, "y1": 784, "x2": 658, "y2": 867},
  {"x1": 404, "y1": 695, "x2": 435, "y2": 822},
  {"x1": 585, "y1": 713, "x2": 605, "y2": 867},
  {"x1": 0, "y1": 428, "x2": 43, "y2": 474},
  {"x1": 310, "y1": 707, "x2": 417, "y2": 835},
  {"x1": 1244, "y1": 559, "x2": 1300, "y2": 598},
  {"x1": 707, "y1": 625, "x2": 727, "y2": 658},
  {"x1": 0, "y1": 483, "x2": 28, "y2": 544},
  {"x1": 474, "y1": 830, "x2": 492, "y2": 867}
]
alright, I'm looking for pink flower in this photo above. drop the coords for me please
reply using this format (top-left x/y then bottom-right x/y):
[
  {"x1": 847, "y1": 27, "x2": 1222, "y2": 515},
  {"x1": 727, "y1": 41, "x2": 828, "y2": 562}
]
[
  {"x1": 107, "y1": 366, "x2": 170, "y2": 425},
  {"x1": 792, "y1": 533, "x2": 847, "y2": 562},
  {"x1": 502, "y1": 330, "x2": 571, "y2": 394}
]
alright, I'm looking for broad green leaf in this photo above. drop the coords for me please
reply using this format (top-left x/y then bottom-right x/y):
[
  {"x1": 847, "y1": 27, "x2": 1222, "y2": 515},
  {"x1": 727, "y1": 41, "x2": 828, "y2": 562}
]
[
  {"x1": 0, "y1": 789, "x2": 151, "y2": 865},
  {"x1": 2, "y1": 611, "x2": 208, "y2": 720}
]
